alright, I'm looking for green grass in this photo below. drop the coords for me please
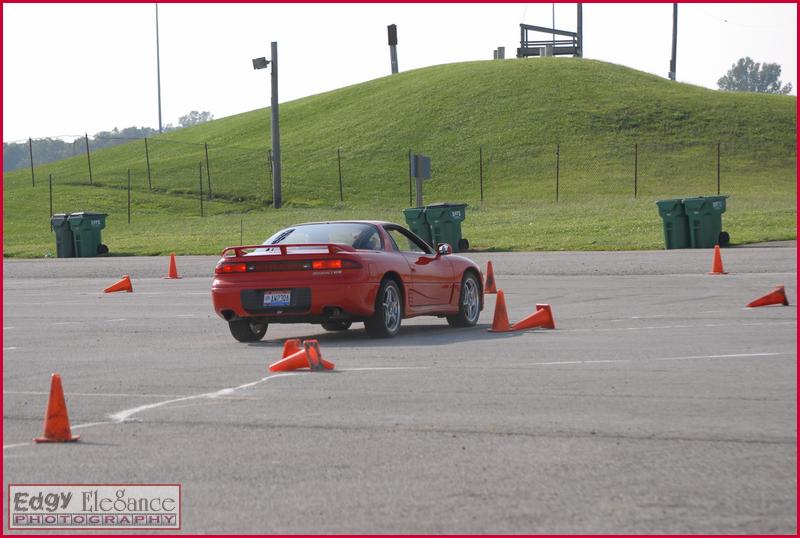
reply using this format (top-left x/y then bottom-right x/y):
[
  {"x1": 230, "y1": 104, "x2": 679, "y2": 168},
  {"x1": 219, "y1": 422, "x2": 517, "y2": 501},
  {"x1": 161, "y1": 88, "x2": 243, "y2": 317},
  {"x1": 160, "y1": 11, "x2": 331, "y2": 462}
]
[{"x1": 3, "y1": 58, "x2": 796, "y2": 257}]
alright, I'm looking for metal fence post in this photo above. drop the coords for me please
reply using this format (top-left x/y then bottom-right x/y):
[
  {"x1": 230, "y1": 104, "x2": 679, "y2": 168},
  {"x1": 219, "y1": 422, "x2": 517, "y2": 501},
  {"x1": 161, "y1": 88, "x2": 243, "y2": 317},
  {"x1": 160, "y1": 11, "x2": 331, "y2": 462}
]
[
  {"x1": 408, "y1": 149, "x2": 413, "y2": 207},
  {"x1": 204, "y1": 142, "x2": 213, "y2": 199},
  {"x1": 337, "y1": 148, "x2": 344, "y2": 202},
  {"x1": 127, "y1": 169, "x2": 132, "y2": 224},
  {"x1": 555, "y1": 144, "x2": 560, "y2": 203},
  {"x1": 85, "y1": 133, "x2": 93, "y2": 185},
  {"x1": 49, "y1": 174, "x2": 53, "y2": 217},
  {"x1": 634, "y1": 143, "x2": 638, "y2": 198},
  {"x1": 199, "y1": 163, "x2": 204, "y2": 217},
  {"x1": 144, "y1": 137, "x2": 153, "y2": 190},
  {"x1": 479, "y1": 146, "x2": 484, "y2": 202},
  {"x1": 717, "y1": 141, "x2": 721, "y2": 195},
  {"x1": 28, "y1": 137, "x2": 35, "y2": 187}
]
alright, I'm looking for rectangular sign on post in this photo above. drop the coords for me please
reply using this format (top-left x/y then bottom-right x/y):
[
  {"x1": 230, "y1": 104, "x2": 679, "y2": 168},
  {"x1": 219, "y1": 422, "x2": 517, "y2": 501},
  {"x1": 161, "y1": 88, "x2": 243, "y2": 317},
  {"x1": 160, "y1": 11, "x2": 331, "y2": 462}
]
[{"x1": 410, "y1": 154, "x2": 431, "y2": 180}]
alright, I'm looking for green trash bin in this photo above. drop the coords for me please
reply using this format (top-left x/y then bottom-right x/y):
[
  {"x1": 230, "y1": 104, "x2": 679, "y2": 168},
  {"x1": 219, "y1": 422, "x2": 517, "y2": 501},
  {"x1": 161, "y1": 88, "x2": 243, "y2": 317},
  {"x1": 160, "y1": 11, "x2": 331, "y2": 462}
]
[
  {"x1": 423, "y1": 202, "x2": 469, "y2": 252},
  {"x1": 655, "y1": 199, "x2": 690, "y2": 249},
  {"x1": 67, "y1": 212, "x2": 109, "y2": 257},
  {"x1": 683, "y1": 196, "x2": 729, "y2": 248},
  {"x1": 402, "y1": 203, "x2": 470, "y2": 251},
  {"x1": 50, "y1": 213, "x2": 75, "y2": 258},
  {"x1": 402, "y1": 207, "x2": 432, "y2": 247}
]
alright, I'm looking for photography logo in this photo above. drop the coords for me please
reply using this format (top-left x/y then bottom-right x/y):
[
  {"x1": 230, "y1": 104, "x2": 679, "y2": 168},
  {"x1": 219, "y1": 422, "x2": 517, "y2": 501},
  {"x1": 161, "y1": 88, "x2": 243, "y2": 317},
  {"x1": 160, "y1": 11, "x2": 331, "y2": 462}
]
[{"x1": 9, "y1": 484, "x2": 180, "y2": 530}]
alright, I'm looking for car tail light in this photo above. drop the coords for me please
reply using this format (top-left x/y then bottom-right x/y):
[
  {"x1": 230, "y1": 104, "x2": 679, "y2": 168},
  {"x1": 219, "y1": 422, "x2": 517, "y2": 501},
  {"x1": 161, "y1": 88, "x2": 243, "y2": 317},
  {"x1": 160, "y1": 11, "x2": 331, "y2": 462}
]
[
  {"x1": 312, "y1": 259, "x2": 342, "y2": 270},
  {"x1": 215, "y1": 262, "x2": 248, "y2": 274},
  {"x1": 215, "y1": 258, "x2": 361, "y2": 275}
]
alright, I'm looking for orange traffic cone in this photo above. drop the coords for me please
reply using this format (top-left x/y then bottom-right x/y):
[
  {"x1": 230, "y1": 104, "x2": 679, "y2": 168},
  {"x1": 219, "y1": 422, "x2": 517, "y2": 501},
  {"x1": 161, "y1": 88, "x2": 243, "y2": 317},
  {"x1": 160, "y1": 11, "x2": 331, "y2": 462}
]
[
  {"x1": 304, "y1": 340, "x2": 335, "y2": 371},
  {"x1": 488, "y1": 289, "x2": 511, "y2": 332},
  {"x1": 511, "y1": 304, "x2": 556, "y2": 331},
  {"x1": 164, "y1": 253, "x2": 181, "y2": 279},
  {"x1": 484, "y1": 261, "x2": 498, "y2": 294},
  {"x1": 747, "y1": 285, "x2": 790, "y2": 308},
  {"x1": 268, "y1": 339, "x2": 335, "y2": 372},
  {"x1": 282, "y1": 338, "x2": 303, "y2": 358},
  {"x1": 34, "y1": 374, "x2": 79, "y2": 443},
  {"x1": 104, "y1": 275, "x2": 133, "y2": 293},
  {"x1": 708, "y1": 245, "x2": 728, "y2": 275}
]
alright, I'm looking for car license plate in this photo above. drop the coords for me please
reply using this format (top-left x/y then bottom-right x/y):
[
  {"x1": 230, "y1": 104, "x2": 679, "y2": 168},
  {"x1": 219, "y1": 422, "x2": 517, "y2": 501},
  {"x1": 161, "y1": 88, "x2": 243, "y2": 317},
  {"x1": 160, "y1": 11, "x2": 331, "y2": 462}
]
[{"x1": 263, "y1": 290, "x2": 291, "y2": 307}]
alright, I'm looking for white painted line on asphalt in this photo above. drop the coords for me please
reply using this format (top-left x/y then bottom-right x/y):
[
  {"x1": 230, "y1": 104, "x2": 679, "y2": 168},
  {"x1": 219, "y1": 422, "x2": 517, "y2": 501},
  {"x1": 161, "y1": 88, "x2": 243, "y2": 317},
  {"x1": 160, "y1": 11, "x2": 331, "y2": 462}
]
[
  {"x1": 338, "y1": 367, "x2": 430, "y2": 372},
  {"x1": 4, "y1": 326, "x2": 15, "y2": 330},
  {"x1": 562, "y1": 320, "x2": 795, "y2": 333},
  {"x1": 653, "y1": 352, "x2": 787, "y2": 362},
  {"x1": 109, "y1": 372, "x2": 302, "y2": 423},
  {"x1": 104, "y1": 318, "x2": 127, "y2": 323},
  {"x1": 521, "y1": 352, "x2": 791, "y2": 368},
  {"x1": 3, "y1": 442, "x2": 30, "y2": 450},
  {"x1": 51, "y1": 321, "x2": 80, "y2": 326},
  {"x1": 175, "y1": 314, "x2": 197, "y2": 318},
  {"x1": 4, "y1": 347, "x2": 17, "y2": 351}
]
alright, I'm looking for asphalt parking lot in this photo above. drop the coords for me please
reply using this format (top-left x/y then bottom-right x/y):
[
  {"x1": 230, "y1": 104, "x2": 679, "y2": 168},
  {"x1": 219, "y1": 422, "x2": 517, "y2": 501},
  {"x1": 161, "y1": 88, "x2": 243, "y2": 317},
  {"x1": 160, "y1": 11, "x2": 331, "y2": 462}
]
[{"x1": 3, "y1": 244, "x2": 797, "y2": 533}]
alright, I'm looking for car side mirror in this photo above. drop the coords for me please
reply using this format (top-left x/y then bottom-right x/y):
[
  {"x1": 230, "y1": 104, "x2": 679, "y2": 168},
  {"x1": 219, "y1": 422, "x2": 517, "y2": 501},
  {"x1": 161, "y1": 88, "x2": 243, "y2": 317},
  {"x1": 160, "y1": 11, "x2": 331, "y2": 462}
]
[{"x1": 436, "y1": 243, "x2": 453, "y2": 256}]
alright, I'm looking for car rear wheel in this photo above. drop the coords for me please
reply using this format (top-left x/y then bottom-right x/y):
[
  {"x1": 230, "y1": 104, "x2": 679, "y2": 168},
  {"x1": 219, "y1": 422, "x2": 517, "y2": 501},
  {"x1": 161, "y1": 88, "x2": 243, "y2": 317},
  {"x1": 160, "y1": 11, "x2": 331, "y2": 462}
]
[
  {"x1": 321, "y1": 320, "x2": 352, "y2": 332},
  {"x1": 228, "y1": 319, "x2": 268, "y2": 342},
  {"x1": 447, "y1": 272, "x2": 481, "y2": 327},
  {"x1": 365, "y1": 279, "x2": 402, "y2": 338}
]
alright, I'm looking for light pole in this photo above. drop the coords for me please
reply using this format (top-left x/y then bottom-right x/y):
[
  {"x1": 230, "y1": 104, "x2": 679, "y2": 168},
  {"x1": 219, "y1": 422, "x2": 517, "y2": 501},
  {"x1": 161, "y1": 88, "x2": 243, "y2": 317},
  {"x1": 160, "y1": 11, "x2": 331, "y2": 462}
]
[
  {"x1": 252, "y1": 41, "x2": 282, "y2": 209},
  {"x1": 156, "y1": 4, "x2": 163, "y2": 133},
  {"x1": 669, "y1": 3, "x2": 678, "y2": 81}
]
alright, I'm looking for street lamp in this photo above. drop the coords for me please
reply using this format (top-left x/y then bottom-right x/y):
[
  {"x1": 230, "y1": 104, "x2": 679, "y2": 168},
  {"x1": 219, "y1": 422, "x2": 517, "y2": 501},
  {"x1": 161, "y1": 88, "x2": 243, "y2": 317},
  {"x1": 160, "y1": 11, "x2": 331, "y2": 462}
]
[{"x1": 253, "y1": 41, "x2": 282, "y2": 209}]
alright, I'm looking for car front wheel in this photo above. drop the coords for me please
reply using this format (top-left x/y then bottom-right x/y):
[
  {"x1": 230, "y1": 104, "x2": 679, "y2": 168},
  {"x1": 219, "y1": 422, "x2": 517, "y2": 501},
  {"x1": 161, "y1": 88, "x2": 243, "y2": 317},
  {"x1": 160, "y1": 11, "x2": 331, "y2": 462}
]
[
  {"x1": 447, "y1": 272, "x2": 481, "y2": 327},
  {"x1": 365, "y1": 279, "x2": 402, "y2": 338},
  {"x1": 228, "y1": 319, "x2": 268, "y2": 342}
]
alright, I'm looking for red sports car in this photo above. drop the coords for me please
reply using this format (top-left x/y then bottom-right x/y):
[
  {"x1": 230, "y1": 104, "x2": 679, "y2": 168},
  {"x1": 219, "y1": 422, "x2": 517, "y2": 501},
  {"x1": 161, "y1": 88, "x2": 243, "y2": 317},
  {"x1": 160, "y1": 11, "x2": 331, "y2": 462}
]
[{"x1": 211, "y1": 220, "x2": 483, "y2": 341}]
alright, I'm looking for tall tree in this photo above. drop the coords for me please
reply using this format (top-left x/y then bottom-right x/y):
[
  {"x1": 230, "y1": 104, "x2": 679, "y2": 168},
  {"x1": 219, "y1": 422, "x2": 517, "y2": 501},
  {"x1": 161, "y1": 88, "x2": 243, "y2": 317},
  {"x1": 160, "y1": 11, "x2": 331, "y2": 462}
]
[
  {"x1": 178, "y1": 111, "x2": 214, "y2": 128},
  {"x1": 717, "y1": 57, "x2": 792, "y2": 94}
]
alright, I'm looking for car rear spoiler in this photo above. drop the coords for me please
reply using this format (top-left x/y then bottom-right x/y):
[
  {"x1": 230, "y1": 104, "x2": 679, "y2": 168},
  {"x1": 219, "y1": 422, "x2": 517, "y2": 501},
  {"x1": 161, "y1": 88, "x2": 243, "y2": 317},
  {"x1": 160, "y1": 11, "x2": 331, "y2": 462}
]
[{"x1": 220, "y1": 243, "x2": 357, "y2": 258}]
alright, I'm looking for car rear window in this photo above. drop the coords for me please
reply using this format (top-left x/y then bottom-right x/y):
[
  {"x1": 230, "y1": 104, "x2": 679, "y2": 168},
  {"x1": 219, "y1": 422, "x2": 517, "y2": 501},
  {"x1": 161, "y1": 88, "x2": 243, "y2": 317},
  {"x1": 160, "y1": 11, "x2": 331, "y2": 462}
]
[{"x1": 263, "y1": 223, "x2": 382, "y2": 250}]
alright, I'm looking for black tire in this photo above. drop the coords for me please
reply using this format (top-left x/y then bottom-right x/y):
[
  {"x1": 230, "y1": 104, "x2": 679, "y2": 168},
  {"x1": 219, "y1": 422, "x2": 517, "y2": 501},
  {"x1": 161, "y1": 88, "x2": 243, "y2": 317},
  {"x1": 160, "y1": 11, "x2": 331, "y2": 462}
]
[
  {"x1": 228, "y1": 319, "x2": 268, "y2": 342},
  {"x1": 718, "y1": 231, "x2": 730, "y2": 247},
  {"x1": 364, "y1": 279, "x2": 402, "y2": 338},
  {"x1": 321, "y1": 320, "x2": 352, "y2": 332},
  {"x1": 97, "y1": 244, "x2": 109, "y2": 255},
  {"x1": 447, "y1": 272, "x2": 481, "y2": 327},
  {"x1": 457, "y1": 238, "x2": 469, "y2": 251}
]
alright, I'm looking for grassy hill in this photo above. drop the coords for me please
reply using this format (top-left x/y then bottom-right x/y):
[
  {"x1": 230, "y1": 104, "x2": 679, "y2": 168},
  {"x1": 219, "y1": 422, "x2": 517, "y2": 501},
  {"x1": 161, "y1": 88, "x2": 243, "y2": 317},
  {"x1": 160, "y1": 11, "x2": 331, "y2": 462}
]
[{"x1": 3, "y1": 58, "x2": 796, "y2": 257}]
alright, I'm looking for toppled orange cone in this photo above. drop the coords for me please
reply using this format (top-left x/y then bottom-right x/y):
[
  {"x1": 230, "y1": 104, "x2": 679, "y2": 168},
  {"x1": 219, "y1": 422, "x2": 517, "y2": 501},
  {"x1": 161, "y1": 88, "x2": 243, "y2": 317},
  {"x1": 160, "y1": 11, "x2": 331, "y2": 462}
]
[
  {"x1": 708, "y1": 245, "x2": 728, "y2": 275},
  {"x1": 164, "y1": 253, "x2": 181, "y2": 279},
  {"x1": 484, "y1": 261, "x2": 497, "y2": 294},
  {"x1": 104, "y1": 275, "x2": 132, "y2": 293},
  {"x1": 747, "y1": 285, "x2": 790, "y2": 308},
  {"x1": 34, "y1": 374, "x2": 79, "y2": 443},
  {"x1": 303, "y1": 340, "x2": 335, "y2": 371},
  {"x1": 488, "y1": 289, "x2": 511, "y2": 332},
  {"x1": 282, "y1": 338, "x2": 303, "y2": 358},
  {"x1": 269, "y1": 339, "x2": 335, "y2": 372},
  {"x1": 512, "y1": 304, "x2": 556, "y2": 331}
]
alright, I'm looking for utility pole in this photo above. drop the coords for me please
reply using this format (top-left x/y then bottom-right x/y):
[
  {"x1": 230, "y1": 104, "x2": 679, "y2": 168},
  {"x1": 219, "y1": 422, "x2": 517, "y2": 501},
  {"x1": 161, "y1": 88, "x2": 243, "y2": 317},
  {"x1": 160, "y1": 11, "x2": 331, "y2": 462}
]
[
  {"x1": 669, "y1": 3, "x2": 678, "y2": 81},
  {"x1": 270, "y1": 42, "x2": 282, "y2": 208},
  {"x1": 156, "y1": 4, "x2": 163, "y2": 133},
  {"x1": 253, "y1": 42, "x2": 282, "y2": 208}
]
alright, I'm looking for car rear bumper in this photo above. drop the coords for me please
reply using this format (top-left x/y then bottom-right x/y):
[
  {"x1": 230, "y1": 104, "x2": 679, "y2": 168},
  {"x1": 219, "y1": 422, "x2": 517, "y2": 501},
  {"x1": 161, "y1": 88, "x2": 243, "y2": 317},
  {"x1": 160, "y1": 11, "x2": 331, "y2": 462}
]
[{"x1": 211, "y1": 278, "x2": 379, "y2": 321}]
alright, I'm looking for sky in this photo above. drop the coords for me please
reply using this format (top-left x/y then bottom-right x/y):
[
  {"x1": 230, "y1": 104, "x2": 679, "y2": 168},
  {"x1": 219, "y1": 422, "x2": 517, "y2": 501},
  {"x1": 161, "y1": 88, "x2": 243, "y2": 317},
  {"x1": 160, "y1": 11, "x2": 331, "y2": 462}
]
[{"x1": 2, "y1": 2, "x2": 797, "y2": 143}]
